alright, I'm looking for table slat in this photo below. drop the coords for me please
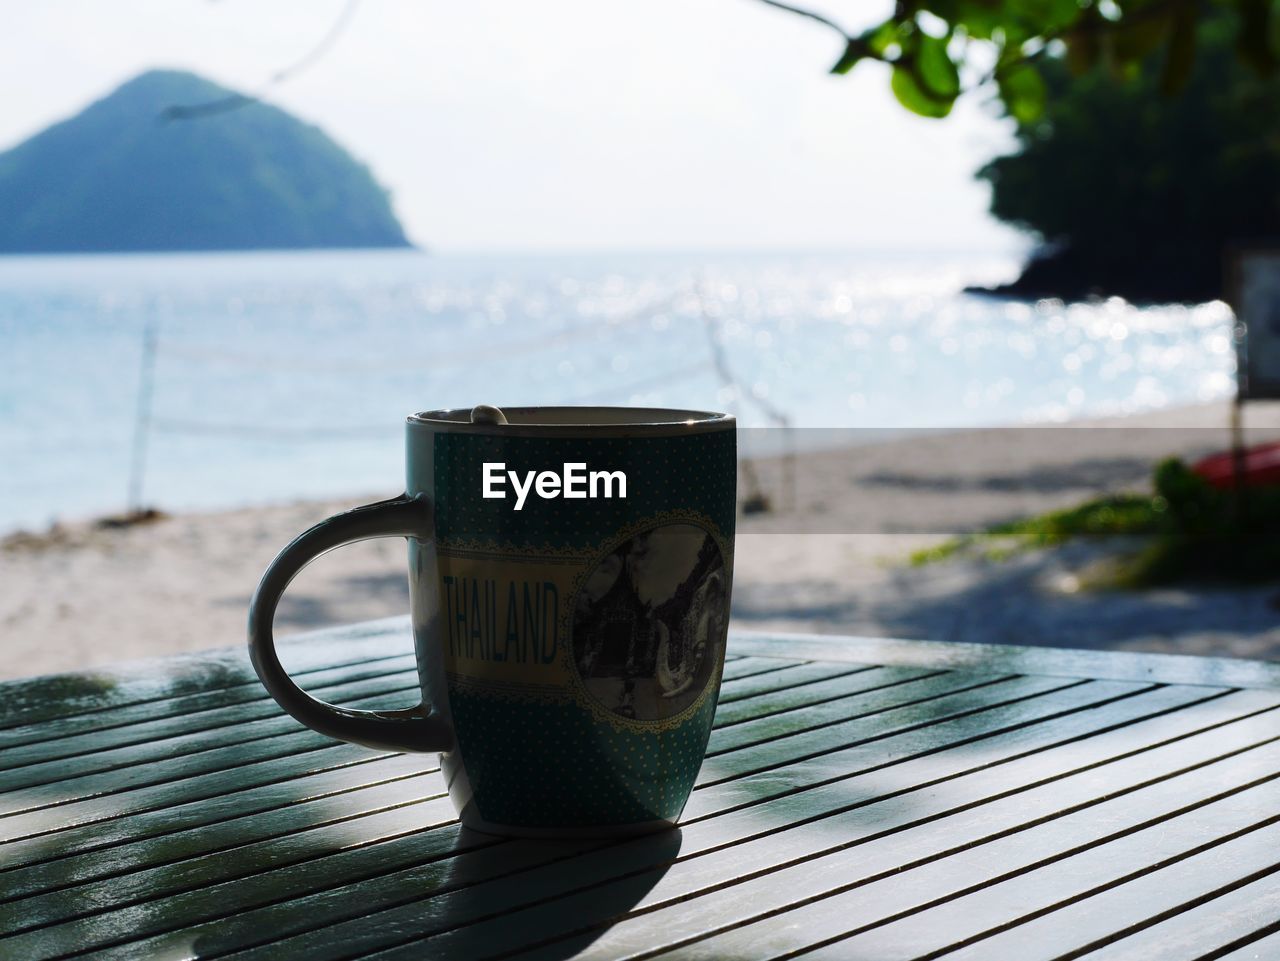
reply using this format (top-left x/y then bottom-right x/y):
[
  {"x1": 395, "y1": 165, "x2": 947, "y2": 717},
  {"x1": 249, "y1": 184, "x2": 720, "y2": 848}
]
[
  {"x1": 1074, "y1": 868, "x2": 1280, "y2": 961},
  {"x1": 0, "y1": 619, "x2": 413, "y2": 729},
  {"x1": 0, "y1": 670, "x2": 421, "y2": 792},
  {"x1": 1214, "y1": 928, "x2": 1280, "y2": 960},
  {"x1": 0, "y1": 754, "x2": 430, "y2": 897},
  {"x1": 505, "y1": 694, "x2": 1280, "y2": 961},
  {"x1": 0, "y1": 656, "x2": 814, "y2": 839},
  {"x1": 0, "y1": 652, "x2": 904, "y2": 873},
  {"x1": 915, "y1": 809, "x2": 1280, "y2": 961},
  {"x1": 194, "y1": 685, "x2": 1244, "y2": 961},
  {"x1": 108, "y1": 681, "x2": 1177, "y2": 960},
  {"x1": 3, "y1": 628, "x2": 1278, "y2": 961},
  {"x1": 0, "y1": 652, "x2": 416, "y2": 753}
]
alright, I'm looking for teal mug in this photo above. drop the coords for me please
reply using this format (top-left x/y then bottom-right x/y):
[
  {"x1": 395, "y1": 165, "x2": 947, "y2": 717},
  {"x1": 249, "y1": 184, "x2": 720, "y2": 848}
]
[{"x1": 249, "y1": 406, "x2": 736, "y2": 836}]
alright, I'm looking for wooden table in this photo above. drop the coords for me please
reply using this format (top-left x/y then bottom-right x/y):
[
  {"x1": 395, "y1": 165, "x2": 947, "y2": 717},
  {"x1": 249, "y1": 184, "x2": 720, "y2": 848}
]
[{"x1": 3, "y1": 619, "x2": 1280, "y2": 960}]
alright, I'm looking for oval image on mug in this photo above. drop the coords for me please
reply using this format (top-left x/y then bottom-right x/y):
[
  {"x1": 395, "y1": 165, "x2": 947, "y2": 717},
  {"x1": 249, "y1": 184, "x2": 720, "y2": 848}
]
[{"x1": 571, "y1": 523, "x2": 729, "y2": 721}]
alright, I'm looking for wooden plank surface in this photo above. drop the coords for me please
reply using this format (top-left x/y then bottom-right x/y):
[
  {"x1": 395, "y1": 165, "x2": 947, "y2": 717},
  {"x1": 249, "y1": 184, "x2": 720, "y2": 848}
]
[
  {"x1": 731, "y1": 629, "x2": 1280, "y2": 690},
  {"x1": 1, "y1": 624, "x2": 1278, "y2": 961}
]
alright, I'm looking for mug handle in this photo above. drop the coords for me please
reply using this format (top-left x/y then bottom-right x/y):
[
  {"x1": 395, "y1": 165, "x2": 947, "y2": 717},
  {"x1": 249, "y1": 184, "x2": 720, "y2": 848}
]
[{"x1": 248, "y1": 494, "x2": 454, "y2": 754}]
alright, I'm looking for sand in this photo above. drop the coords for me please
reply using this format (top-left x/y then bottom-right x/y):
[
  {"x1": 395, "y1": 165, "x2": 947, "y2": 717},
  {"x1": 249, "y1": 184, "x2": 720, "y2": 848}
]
[{"x1": 3, "y1": 401, "x2": 1279, "y2": 681}]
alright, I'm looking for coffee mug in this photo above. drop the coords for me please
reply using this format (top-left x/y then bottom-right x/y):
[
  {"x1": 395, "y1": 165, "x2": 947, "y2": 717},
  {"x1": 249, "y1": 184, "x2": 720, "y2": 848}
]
[{"x1": 249, "y1": 406, "x2": 736, "y2": 837}]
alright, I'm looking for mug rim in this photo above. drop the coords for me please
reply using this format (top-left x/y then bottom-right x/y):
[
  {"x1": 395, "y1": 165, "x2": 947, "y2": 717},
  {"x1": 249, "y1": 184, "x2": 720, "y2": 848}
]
[{"x1": 407, "y1": 406, "x2": 735, "y2": 437}]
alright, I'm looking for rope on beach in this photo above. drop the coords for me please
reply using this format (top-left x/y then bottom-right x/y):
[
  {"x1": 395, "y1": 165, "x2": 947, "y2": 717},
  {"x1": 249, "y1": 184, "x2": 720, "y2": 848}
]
[
  {"x1": 150, "y1": 418, "x2": 397, "y2": 440},
  {"x1": 157, "y1": 290, "x2": 688, "y2": 374},
  {"x1": 694, "y1": 276, "x2": 796, "y2": 512},
  {"x1": 564, "y1": 361, "x2": 713, "y2": 404},
  {"x1": 123, "y1": 279, "x2": 796, "y2": 512},
  {"x1": 126, "y1": 314, "x2": 159, "y2": 512},
  {"x1": 148, "y1": 361, "x2": 715, "y2": 438}
]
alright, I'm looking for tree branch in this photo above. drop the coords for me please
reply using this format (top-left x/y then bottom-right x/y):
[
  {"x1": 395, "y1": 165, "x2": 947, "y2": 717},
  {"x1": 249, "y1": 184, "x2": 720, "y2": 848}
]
[
  {"x1": 162, "y1": 0, "x2": 362, "y2": 122},
  {"x1": 749, "y1": 0, "x2": 854, "y2": 41}
]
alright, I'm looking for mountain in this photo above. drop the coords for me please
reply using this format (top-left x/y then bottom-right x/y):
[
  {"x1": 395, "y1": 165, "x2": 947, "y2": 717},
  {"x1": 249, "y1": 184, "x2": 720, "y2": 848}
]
[{"x1": 0, "y1": 70, "x2": 410, "y2": 253}]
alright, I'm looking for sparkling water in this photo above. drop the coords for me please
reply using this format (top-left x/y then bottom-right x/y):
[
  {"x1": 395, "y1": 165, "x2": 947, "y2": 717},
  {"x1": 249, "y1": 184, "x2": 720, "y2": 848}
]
[{"x1": 0, "y1": 248, "x2": 1236, "y2": 532}]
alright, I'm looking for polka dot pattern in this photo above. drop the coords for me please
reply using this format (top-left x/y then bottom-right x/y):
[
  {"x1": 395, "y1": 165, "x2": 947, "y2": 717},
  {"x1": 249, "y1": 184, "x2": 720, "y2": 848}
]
[
  {"x1": 431, "y1": 427, "x2": 735, "y2": 829},
  {"x1": 450, "y1": 685, "x2": 719, "y2": 826}
]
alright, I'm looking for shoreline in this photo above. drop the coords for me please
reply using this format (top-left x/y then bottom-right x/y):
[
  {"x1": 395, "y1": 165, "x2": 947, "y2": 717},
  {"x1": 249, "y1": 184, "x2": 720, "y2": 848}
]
[
  {"x1": 3, "y1": 399, "x2": 1279, "y2": 681},
  {"x1": 2, "y1": 397, "x2": 1269, "y2": 542}
]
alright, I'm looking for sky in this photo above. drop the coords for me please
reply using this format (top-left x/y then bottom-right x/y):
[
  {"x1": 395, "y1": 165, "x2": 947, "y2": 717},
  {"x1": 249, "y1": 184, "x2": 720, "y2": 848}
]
[{"x1": 2, "y1": 0, "x2": 1028, "y2": 253}]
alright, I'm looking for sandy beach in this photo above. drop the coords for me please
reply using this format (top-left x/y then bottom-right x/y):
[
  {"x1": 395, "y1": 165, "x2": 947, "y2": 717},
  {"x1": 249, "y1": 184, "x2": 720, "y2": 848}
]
[{"x1": 3, "y1": 400, "x2": 1279, "y2": 681}]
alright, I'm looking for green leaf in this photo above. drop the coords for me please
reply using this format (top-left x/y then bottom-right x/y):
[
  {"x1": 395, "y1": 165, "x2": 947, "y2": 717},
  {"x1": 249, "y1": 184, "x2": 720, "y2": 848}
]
[
  {"x1": 997, "y1": 62, "x2": 1047, "y2": 122},
  {"x1": 915, "y1": 33, "x2": 961, "y2": 98},
  {"x1": 864, "y1": 19, "x2": 906, "y2": 57},
  {"x1": 830, "y1": 37, "x2": 869, "y2": 75},
  {"x1": 1044, "y1": 0, "x2": 1081, "y2": 31},
  {"x1": 1008, "y1": 0, "x2": 1081, "y2": 32},
  {"x1": 999, "y1": 19, "x2": 1035, "y2": 45},
  {"x1": 950, "y1": 0, "x2": 1004, "y2": 40},
  {"x1": 891, "y1": 62, "x2": 956, "y2": 117}
]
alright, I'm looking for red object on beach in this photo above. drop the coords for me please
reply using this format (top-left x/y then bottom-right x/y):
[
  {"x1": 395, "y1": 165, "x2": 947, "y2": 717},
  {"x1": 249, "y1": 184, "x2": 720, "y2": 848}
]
[{"x1": 1192, "y1": 441, "x2": 1280, "y2": 489}]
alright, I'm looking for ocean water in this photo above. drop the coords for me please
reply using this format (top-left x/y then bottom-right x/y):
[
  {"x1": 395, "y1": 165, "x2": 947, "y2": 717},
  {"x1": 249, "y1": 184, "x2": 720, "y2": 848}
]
[{"x1": 0, "y1": 248, "x2": 1236, "y2": 532}]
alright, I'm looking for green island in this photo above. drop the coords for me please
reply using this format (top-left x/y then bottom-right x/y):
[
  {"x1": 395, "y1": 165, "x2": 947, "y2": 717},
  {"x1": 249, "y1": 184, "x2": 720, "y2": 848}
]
[{"x1": 0, "y1": 69, "x2": 409, "y2": 253}]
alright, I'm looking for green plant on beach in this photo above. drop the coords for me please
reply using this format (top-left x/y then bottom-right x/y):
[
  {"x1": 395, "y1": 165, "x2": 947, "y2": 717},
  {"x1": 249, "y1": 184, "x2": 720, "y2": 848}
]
[{"x1": 910, "y1": 458, "x2": 1280, "y2": 587}]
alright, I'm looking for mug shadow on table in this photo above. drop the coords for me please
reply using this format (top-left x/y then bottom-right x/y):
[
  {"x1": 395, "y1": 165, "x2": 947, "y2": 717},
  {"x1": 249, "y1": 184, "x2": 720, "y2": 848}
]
[
  {"x1": 416, "y1": 826, "x2": 685, "y2": 960},
  {"x1": 182, "y1": 824, "x2": 685, "y2": 959},
  {"x1": 6, "y1": 665, "x2": 1058, "y2": 959}
]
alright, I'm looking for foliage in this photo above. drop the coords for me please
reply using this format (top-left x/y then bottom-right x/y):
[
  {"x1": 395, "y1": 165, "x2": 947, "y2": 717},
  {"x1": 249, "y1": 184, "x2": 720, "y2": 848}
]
[
  {"x1": 910, "y1": 458, "x2": 1280, "y2": 586},
  {"x1": 975, "y1": 11, "x2": 1280, "y2": 301},
  {"x1": 0, "y1": 70, "x2": 409, "y2": 253},
  {"x1": 907, "y1": 492, "x2": 1163, "y2": 566},
  {"x1": 772, "y1": 0, "x2": 1278, "y2": 121}
]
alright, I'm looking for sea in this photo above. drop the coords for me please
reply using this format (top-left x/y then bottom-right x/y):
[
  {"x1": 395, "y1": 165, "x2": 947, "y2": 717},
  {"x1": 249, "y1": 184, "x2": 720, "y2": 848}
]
[{"x1": 0, "y1": 248, "x2": 1237, "y2": 534}]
